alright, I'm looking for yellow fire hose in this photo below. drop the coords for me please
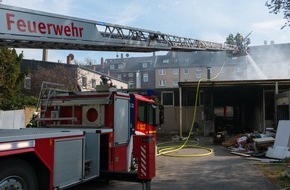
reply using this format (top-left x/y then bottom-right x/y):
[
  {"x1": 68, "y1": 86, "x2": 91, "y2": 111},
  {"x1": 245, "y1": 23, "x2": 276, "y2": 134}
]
[
  {"x1": 157, "y1": 78, "x2": 213, "y2": 157},
  {"x1": 157, "y1": 57, "x2": 228, "y2": 157}
]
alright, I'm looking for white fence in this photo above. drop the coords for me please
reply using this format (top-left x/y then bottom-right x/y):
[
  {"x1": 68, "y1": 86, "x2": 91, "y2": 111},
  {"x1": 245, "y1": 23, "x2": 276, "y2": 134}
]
[{"x1": 0, "y1": 110, "x2": 25, "y2": 129}]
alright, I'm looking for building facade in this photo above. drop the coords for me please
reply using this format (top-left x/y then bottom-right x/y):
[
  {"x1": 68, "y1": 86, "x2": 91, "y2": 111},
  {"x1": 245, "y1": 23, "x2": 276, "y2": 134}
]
[
  {"x1": 99, "y1": 55, "x2": 157, "y2": 89},
  {"x1": 21, "y1": 59, "x2": 128, "y2": 97},
  {"x1": 154, "y1": 43, "x2": 290, "y2": 88}
]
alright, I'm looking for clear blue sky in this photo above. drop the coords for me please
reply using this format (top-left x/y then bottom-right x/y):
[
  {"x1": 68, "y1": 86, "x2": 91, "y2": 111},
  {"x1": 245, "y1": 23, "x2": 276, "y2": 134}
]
[{"x1": 3, "y1": 0, "x2": 290, "y2": 63}]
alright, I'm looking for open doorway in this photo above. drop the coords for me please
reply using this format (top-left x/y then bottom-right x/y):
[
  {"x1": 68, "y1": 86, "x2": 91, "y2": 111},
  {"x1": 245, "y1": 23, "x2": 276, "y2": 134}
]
[{"x1": 205, "y1": 86, "x2": 263, "y2": 134}]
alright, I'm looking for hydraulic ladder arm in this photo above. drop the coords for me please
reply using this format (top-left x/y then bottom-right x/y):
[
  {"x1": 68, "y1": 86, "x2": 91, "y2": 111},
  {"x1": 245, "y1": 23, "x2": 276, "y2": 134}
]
[{"x1": 0, "y1": 4, "x2": 244, "y2": 54}]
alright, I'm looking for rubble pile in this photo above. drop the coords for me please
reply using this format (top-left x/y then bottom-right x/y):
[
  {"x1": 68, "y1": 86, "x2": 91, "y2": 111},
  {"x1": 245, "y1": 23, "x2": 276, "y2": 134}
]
[
  {"x1": 220, "y1": 121, "x2": 290, "y2": 180},
  {"x1": 222, "y1": 134, "x2": 244, "y2": 147},
  {"x1": 222, "y1": 128, "x2": 276, "y2": 158}
]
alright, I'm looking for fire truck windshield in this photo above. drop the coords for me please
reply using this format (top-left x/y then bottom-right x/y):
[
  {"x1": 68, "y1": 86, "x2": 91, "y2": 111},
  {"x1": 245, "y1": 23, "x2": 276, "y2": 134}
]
[{"x1": 137, "y1": 101, "x2": 156, "y2": 126}]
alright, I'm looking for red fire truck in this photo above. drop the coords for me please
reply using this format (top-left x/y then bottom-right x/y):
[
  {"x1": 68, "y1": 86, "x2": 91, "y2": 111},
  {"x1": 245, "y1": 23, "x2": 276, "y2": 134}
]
[
  {"x1": 0, "y1": 4, "x2": 240, "y2": 190},
  {"x1": 1, "y1": 80, "x2": 163, "y2": 190}
]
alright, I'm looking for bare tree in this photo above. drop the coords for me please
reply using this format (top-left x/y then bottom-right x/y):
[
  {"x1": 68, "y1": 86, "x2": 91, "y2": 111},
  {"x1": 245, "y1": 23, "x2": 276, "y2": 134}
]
[
  {"x1": 84, "y1": 58, "x2": 97, "y2": 65},
  {"x1": 32, "y1": 64, "x2": 78, "y2": 96}
]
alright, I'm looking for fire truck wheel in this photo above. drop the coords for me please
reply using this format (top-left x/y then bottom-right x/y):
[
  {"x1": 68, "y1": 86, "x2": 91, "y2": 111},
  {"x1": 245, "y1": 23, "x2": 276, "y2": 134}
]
[{"x1": 0, "y1": 158, "x2": 38, "y2": 190}]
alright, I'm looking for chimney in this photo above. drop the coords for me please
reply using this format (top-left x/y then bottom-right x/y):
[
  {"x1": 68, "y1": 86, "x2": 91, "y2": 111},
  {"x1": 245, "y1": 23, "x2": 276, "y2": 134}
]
[
  {"x1": 101, "y1": 57, "x2": 105, "y2": 69},
  {"x1": 67, "y1": 54, "x2": 74, "y2": 64},
  {"x1": 136, "y1": 70, "x2": 141, "y2": 89},
  {"x1": 206, "y1": 67, "x2": 211, "y2": 80},
  {"x1": 42, "y1": 49, "x2": 48, "y2": 61}
]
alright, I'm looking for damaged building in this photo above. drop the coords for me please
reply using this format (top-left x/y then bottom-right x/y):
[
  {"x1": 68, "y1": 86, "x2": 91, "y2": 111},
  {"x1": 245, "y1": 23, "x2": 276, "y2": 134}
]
[
  {"x1": 133, "y1": 43, "x2": 290, "y2": 136},
  {"x1": 178, "y1": 80, "x2": 290, "y2": 136}
]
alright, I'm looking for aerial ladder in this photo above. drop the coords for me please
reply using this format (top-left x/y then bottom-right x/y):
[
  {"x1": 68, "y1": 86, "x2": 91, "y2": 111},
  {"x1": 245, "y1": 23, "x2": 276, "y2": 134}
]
[
  {"x1": 0, "y1": 4, "x2": 245, "y2": 54},
  {"x1": 0, "y1": 4, "x2": 247, "y2": 190}
]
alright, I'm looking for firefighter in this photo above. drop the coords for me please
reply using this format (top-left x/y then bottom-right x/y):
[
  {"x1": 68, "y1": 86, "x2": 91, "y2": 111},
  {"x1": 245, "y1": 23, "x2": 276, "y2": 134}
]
[
  {"x1": 100, "y1": 75, "x2": 109, "y2": 85},
  {"x1": 26, "y1": 112, "x2": 39, "y2": 128}
]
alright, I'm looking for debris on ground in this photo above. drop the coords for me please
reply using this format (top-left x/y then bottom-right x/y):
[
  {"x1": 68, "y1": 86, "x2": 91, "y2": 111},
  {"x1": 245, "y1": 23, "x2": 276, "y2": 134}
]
[
  {"x1": 213, "y1": 132, "x2": 225, "y2": 144},
  {"x1": 171, "y1": 135, "x2": 180, "y2": 141},
  {"x1": 231, "y1": 151, "x2": 251, "y2": 157},
  {"x1": 220, "y1": 122, "x2": 290, "y2": 184},
  {"x1": 246, "y1": 157, "x2": 281, "y2": 163},
  {"x1": 222, "y1": 128, "x2": 276, "y2": 160},
  {"x1": 221, "y1": 134, "x2": 244, "y2": 147}
]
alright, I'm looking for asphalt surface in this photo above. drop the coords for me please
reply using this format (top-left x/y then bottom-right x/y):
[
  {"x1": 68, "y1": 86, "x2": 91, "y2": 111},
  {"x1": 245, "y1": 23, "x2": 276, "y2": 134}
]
[{"x1": 68, "y1": 140, "x2": 278, "y2": 190}]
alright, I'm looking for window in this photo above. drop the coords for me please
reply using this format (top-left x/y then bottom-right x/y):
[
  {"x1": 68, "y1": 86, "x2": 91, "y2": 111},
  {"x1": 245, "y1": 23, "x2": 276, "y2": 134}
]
[
  {"x1": 138, "y1": 101, "x2": 156, "y2": 125},
  {"x1": 159, "y1": 80, "x2": 166, "y2": 87},
  {"x1": 159, "y1": 69, "x2": 166, "y2": 75},
  {"x1": 91, "y1": 79, "x2": 96, "y2": 88},
  {"x1": 82, "y1": 77, "x2": 87, "y2": 87},
  {"x1": 129, "y1": 81, "x2": 134, "y2": 88},
  {"x1": 173, "y1": 68, "x2": 179, "y2": 75},
  {"x1": 117, "y1": 74, "x2": 122, "y2": 79},
  {"x1": 123, "y1": 73, "x2": 126, "y2": 77},
  {"x1": 162, "y1": 91, "x2": 174, "y2": 106},
  {"x1": 163, "y1": 59, "x2": 169, "y2": 64},
  {"x1": 173, "y1": 80, "x2": 179, "y2": 87},
  {"x1": 110, "y1": 65, "x2": 115, "y2": 69},
  {"x1": 143, "y1": 73, "x2": 149, "y2": 82},
  {"x1": 128, "y1": 73, "x2": 134, "y2": 77},
  {"x1": 118, "y1": 64, "x2": 124, "y2": 69},
  {"x1": 184, "y1": 68, "x2": 189, "y2": 74},
  {"x1": 196, "y1": 72, "x2": 202, "y2": 79},
  {"x1": 196, "y1": 67, "x2": 202, "y2": 78},
  {"x1": 142, "y1": 62, "x2": 148, "y2": 68},
  {"x1": 24, "y1": 76, "x2": 31, "y2": 89}
]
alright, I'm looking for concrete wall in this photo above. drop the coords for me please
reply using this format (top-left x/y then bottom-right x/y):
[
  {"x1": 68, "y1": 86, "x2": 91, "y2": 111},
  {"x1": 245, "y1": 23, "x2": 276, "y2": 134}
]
[
  {"x1": 158, "y1": 103, "x2": 266, "y2": 136},
  {"x1": 158, "y1": 106, "x2": 210, "y2": 136},
  {"x1": 0, "y1": 110, "x2": 25, "y2": 129}
]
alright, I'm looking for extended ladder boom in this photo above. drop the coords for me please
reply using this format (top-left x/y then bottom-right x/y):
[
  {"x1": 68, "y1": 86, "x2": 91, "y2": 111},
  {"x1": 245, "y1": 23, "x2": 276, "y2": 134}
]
[{"x1": 0, "y1": 4, "x2": 239, "y2": 53}]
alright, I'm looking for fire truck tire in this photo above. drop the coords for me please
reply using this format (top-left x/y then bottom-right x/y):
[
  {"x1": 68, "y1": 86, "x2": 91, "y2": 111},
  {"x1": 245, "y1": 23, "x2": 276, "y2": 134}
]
[{"x1": 0, "y1": 158, "x2": 38, "y2": 190}]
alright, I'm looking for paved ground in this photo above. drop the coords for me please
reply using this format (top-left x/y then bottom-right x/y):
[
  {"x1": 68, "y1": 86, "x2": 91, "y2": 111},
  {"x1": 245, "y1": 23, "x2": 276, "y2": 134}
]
[{"x1": 68, "y1": 141, "x2": 278, "y2": 190}]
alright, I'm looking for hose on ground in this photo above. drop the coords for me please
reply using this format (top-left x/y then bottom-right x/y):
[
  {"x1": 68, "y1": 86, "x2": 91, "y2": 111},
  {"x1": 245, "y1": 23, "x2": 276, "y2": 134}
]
[
  {"x1": 157, "y1": 56, "x2": 228, "y2": 158},
  {"x1": 157, "y1": 78, "x2": 213, "y2": 157}
]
